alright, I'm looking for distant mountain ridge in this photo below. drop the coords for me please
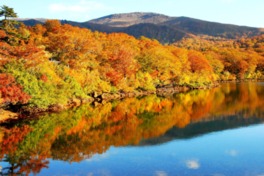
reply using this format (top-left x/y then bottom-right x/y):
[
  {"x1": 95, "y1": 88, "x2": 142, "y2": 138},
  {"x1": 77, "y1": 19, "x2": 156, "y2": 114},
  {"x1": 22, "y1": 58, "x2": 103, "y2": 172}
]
[
  {"x1": 20, "y1": 12, "x2": 264, "y2": 43},
  {"x1": 89, "y1": 12, "x2": 174, "y2": 27}
]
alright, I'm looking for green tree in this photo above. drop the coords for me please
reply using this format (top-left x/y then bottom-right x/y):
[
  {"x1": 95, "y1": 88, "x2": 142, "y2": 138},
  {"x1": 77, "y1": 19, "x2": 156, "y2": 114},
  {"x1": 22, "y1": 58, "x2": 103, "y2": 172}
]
[{"x1": 0, "y1": 5, "x2": 18, "y2": 31}]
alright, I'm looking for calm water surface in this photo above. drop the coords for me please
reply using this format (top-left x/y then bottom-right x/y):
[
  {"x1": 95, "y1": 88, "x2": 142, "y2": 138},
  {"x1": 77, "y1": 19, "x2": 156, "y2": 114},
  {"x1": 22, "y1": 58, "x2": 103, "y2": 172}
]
[{"x1": 0, "y1": 82, "x2": 264, "y2": 176}]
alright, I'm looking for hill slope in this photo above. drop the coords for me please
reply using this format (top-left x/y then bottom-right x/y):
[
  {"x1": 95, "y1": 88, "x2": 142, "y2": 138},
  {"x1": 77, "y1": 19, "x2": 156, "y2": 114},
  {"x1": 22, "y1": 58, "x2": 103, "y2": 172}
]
[
  {"x1": 89, "y1": 12, "x2": 173, "y2": 27},
  {"x1": 162, "y1": 16, "x2": 261, "y2": 38},
  {"x1": 20, "y1": 12, "x2": 264, "y2": 43}
]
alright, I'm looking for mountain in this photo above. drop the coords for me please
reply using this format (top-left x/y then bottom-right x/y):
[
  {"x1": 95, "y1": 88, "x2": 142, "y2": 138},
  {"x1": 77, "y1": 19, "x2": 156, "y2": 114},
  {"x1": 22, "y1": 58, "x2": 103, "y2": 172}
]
[
  {"x1": 122, "y1": 23, "x2": 189, "y2": 43},
  {"x1": 89, "y1": 12, "x2": 263, "y2": 39},
  {"x1": 21, "y1": 18, "x2": 191, "y2": 43},
  {"x1": 161, "y1": 16, "x2": 261, "y2": 38},
  {"x1": 89, "y1": 12, "x2": 173, "y2": 27},
  {"x1": 15, "y1": 18, "x2": 47, "y2": 26},
  {"x1": 20, "y1": 12, "x2": 264, "y2": 43},
  {"x1": 138, "y1": 115, "x2": 264, "y2": 146}
]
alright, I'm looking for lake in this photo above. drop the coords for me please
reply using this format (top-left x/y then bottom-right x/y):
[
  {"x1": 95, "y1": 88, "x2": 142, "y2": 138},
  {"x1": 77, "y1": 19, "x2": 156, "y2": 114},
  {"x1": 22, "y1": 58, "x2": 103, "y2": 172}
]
[{"x1": 1, "y1": 82, "x2": 264, "y2": 176}]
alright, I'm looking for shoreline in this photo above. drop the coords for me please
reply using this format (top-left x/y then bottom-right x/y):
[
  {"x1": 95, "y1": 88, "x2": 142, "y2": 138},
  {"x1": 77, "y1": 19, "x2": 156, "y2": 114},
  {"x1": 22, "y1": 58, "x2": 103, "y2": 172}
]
[
  {"x1": 1, "y1": 79, "x2": 261, "y2": 124},
  {"x1": 0, "y1": 84, "x2": 215, "y2": 124}
]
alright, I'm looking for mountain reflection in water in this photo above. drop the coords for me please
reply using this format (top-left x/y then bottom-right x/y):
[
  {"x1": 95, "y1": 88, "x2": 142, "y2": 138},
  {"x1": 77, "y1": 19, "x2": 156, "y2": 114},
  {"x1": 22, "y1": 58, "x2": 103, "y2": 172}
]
[{"x1": 0, "y1": 82, "x2": 264, "y2": 175}]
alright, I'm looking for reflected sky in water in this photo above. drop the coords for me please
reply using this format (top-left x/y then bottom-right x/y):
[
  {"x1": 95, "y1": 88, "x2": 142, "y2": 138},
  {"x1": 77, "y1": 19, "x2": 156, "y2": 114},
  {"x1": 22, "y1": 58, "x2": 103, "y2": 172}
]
[{"x1": 36, "y1": 124, "x2": 264, "y2": 176}]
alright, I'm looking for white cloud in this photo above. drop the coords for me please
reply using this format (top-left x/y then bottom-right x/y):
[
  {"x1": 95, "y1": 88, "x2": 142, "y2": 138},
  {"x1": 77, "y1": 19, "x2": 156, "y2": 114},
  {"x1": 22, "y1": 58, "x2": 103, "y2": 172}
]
[
  {"x1": 155, "y1": 171, "x2": 168, "y2": 176},
  {"x1": 85, "y1": 153, "x2": 109, "y2": 162},
  {"x1": 49, "y1": 0, "x2": 110, "y2": 13},
  {"x1": 186, "y1": 159, "x2": 200, "y2": 169},
  {"x1": 226, "y1": 149, "x2": 238, "y2": 157}
]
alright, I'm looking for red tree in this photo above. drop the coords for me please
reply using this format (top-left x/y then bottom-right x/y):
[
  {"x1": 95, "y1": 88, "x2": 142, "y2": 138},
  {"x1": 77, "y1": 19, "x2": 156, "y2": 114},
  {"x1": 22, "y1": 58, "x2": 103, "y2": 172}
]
[{"x1": 0, "y1": 73, "x2": 30, "y2": 105}]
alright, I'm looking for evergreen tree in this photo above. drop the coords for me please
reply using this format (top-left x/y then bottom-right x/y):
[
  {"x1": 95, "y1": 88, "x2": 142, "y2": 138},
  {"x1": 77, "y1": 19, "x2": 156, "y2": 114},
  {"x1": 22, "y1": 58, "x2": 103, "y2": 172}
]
[{"x1": 0, "y1": 5, "x2": 18, "y2": 31}]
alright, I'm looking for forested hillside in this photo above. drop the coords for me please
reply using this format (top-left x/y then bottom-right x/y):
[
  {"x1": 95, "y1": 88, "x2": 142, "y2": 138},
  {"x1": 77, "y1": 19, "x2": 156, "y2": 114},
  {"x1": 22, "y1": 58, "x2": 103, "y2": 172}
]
[{"x1": 0, "y1": 7, "x2": 264, "y2": 112}]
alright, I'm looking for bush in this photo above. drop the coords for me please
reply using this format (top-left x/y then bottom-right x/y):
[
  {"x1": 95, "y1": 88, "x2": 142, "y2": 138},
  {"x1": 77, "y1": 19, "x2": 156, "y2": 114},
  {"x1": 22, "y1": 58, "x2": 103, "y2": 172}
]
[{"x1": 1, "y1": 61, "x2": 88, "y2": 108}]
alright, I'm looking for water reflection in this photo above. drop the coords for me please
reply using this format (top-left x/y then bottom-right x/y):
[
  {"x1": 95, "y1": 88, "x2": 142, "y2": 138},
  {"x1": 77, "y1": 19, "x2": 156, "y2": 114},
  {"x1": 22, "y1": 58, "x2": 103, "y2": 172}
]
[
  {"x1": 0, "y1": 82, "x2": 264, "y2": 175},
  {"x1": 186, "y1": 159, "x2": 200, "y2": 169}
]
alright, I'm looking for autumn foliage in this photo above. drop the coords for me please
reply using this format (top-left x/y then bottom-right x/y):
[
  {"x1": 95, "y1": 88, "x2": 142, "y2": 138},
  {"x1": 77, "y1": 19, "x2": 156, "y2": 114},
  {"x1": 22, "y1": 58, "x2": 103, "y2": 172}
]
[
  {"x1": 0, "y1": 73, "x2": 30, "y2": 105},
  {"x1": 0, "y1": 20, "x2": 263, "y2": 109}
]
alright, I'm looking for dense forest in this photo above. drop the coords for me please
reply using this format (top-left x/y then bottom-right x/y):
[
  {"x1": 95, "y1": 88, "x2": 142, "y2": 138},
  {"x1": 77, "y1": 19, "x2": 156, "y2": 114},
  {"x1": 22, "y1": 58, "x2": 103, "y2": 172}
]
[{"x1": 0, "y1": 6, "x2": 264, "y2": 113}]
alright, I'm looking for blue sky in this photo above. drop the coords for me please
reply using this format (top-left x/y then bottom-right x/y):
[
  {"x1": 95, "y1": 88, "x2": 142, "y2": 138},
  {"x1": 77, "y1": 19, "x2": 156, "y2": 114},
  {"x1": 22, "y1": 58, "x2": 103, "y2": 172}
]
[{"x1": 1, "y1": 0, "x2": 264, "y2": 27}]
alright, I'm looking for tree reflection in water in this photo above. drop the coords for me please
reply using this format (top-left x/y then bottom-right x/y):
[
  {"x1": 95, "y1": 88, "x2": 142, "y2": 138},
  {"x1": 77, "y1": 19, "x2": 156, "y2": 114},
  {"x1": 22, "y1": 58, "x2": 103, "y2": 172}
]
[{"x1": 0, "y1": 82, "x2": 264, "y2": 175}]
